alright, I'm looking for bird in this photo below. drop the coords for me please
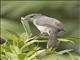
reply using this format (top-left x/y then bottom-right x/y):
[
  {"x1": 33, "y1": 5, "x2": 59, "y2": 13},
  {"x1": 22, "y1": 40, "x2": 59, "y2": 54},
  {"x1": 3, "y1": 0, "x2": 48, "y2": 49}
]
[{"x1": 21, "y1": 13, "x2": 64, "y2": 48}]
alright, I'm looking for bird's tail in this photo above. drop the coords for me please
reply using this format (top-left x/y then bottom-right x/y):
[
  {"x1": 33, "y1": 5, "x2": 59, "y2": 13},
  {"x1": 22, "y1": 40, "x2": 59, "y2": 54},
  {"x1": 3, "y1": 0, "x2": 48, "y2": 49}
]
[{"x1": 47, "y1": 30, "x2": 58, "y2": 48}]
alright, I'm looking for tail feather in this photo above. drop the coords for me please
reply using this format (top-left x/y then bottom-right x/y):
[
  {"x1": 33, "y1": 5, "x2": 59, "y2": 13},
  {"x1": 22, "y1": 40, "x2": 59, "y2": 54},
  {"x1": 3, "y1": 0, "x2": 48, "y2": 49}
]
[{"x1": 47, "y1": 30, "x2": 58, "y2": 48}]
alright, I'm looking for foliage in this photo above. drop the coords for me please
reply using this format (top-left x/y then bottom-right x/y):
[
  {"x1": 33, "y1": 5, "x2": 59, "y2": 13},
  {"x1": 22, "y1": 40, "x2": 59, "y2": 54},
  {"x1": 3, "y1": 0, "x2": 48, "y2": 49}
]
[{"x1": 1, "y1": 19, "x2": 80, "y2": 60}]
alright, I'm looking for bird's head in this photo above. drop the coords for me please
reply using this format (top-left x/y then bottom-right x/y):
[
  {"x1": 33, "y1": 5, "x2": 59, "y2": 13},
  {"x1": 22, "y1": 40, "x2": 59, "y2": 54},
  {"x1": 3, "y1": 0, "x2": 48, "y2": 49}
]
[{"x1": 21, "y1": 13, "x2": 42, "y2": 22}]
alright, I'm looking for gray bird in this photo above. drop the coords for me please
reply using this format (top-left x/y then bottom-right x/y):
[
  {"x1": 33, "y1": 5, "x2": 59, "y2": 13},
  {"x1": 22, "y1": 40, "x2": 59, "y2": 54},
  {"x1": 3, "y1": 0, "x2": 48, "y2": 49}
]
[{"x1": 21, "y1": 13, "x2": 64, "y2": 48}]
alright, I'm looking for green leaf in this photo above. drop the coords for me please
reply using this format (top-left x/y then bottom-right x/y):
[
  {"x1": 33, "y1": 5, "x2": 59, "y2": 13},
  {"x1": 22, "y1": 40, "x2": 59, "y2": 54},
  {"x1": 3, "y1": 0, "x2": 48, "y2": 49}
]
[
  {"x1": 18, "y1": 53, "x2": 26, "y2": 60},
  {"x1": 58, "y1": 38, "x2": 74, "y2": 43},
  {"x1": 10, "y1": 45, "x2": 20, "y2": 54},
  {"x1": 21, "y1": 20, "x2": 32, "y2": 39},
  {"x1": 5, "y1": 52, "x2": 18, "y2": 60},
  {"x1": 57, "y1": 49, "x2": 73, "y2": 55},
  {"x1": 26, "y1": 50, "x2": 45, "y2": 60},
  {"x1": 20, "y1": 40, "x2": 39, "y2": 52}
]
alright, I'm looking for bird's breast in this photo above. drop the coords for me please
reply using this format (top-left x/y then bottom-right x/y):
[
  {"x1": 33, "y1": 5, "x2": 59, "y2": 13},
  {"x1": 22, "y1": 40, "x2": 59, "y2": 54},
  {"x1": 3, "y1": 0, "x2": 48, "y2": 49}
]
[
  {"x1": 33, "y1": 21, "x2": 50, "y2": 34},
  {"x1": 36, "y1": 24, "x2": 50, "y2": 33}
]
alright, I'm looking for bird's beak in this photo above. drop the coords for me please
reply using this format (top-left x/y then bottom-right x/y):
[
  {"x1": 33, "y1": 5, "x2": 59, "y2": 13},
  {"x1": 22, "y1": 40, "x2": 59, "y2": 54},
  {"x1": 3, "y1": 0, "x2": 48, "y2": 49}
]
[
  {"x1": 21, "y1": 17, "x2": 29, "y2": 21},
  {"x1": 21, "y1": 17, "x2": 26, "y2": 20}
]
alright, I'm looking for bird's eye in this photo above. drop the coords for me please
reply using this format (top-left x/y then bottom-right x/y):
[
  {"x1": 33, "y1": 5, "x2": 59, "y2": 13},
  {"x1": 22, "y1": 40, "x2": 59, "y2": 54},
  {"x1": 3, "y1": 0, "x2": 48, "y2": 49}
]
[{"x1": 30, "y1": 16, "x2": 34, "y2": 18}]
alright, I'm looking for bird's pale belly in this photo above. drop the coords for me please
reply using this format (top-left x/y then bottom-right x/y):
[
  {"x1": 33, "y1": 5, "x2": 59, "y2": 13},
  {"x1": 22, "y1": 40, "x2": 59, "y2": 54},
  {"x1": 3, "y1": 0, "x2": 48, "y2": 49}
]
[
  {"x1": 34, "y1": 24, "x2": 50, "y2": 34},
  {"x1": 33, "y1": 19, "x2": 50, "y2": 34}
]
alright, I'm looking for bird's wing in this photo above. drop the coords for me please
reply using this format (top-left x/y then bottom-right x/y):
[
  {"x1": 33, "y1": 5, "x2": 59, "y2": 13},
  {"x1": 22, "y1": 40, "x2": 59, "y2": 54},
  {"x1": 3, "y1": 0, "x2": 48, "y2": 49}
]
[{"x1": 36, "y1": 16, "x2": 64, "y2": 30}]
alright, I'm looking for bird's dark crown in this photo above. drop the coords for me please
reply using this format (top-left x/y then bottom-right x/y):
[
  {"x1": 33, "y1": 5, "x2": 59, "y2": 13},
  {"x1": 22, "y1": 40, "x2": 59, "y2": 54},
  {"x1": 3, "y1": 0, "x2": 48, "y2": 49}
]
[{"x1": 26, "y1": 13, "x2": 42, "y2": 18}]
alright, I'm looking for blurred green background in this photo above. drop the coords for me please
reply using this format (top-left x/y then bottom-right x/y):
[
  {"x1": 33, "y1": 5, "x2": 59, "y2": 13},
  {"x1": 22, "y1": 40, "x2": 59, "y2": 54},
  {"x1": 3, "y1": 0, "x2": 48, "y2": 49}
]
[
  {"x1": 0, "y1": 1, "x2": 80, "y2": 60},
  {"x1": 1, "y1": 1, "x2": 80, "y2": 40}
]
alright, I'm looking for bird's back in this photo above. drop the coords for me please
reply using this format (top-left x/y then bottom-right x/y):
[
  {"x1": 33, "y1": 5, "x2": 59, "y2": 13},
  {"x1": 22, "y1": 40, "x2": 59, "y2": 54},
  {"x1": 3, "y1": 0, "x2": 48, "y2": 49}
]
[{"x1": 36, "y1": 16, "x2": 64, "y2": 31}]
